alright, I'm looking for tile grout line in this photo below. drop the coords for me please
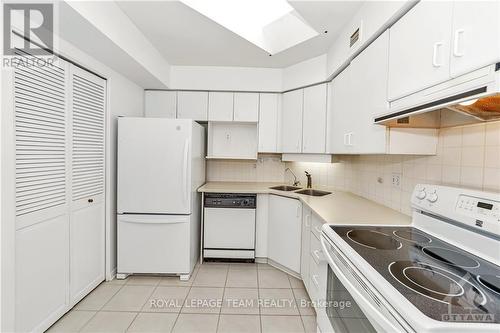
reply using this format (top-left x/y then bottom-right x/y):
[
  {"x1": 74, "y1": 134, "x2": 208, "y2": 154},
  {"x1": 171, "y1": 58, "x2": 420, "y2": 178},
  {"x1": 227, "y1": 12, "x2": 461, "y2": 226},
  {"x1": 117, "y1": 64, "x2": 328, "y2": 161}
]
[
  {"x1": 257, "y1": 262, "x2": 263, "y2": 333},
  {"x1": 76, "y1": 279, "x2": 128, "y2": 332},
  {"x1": 173, "y1": 265, "x2": 200, "y2": 330},
  {"x1": 215, "y1": 265, "x2": 230, "y2": 332}
]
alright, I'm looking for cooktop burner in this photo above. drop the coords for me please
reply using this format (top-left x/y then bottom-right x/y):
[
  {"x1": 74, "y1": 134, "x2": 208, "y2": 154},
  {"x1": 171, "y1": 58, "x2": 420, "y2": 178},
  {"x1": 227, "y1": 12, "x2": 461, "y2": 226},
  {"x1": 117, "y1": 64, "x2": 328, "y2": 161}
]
[
  {"x1": 330, "y1": 226, "x2": 500, "y2": 323},
  {"x1": 393, "y1": 229, "x2": 432, "y2": 244},
  {"x1": 478, "y1": 275, "x2": 500, "y2": 295},
  {"x1": 422, "y1": 246, "x2": 480, "y2": 268},
  {"x1": 346, "y1": 229, "x2": 402, "y2": 250},
  {"x1": 389, "y1": 261, "x2": 486, "y2": 306}
]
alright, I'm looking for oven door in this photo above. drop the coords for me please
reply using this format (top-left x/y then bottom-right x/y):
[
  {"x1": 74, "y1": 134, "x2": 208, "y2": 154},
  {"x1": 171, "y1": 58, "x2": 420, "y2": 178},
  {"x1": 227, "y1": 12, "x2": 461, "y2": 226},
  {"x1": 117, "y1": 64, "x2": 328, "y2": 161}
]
[{"x1": 318, "y1": 235, "x2": 413, "y2": 333}]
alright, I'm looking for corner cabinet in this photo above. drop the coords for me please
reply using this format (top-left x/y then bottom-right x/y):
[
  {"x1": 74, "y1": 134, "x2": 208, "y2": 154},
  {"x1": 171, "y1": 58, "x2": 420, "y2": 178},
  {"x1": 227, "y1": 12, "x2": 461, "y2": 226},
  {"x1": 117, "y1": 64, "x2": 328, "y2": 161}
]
[
  {"x1": 268, "y1": 195, "x2": 302, "y2": 274},
  {"x1": 302, "y1": 84, "x2": 327, "y2": 153},
  {"x1": 281, "y1": 89, "x2": 304, "y2": 153}
]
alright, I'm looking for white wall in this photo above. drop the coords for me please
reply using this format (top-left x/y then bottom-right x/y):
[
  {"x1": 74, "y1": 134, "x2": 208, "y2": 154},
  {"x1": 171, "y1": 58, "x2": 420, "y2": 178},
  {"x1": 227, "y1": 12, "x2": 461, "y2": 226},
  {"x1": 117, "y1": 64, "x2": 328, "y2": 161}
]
[
  {"x1": 170, "y1": 65, "x2": 282, "y2": 92},
  {"x1": 66, "y1": 1, "x2": 171, "y2": 88},
  {"x1": 326, "y1": 1, "x2": 414, "y2": 77},
  {"x1": 282, "y1": 54, "x2": 327, "y2": 91}
]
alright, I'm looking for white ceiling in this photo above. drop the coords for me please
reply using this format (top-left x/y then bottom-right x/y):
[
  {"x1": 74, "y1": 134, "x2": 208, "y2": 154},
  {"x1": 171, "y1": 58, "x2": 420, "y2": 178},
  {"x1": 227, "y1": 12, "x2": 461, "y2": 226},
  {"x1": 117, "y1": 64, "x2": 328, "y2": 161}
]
[{"x1": 116, "y1": 1, "x2": 364, "y2": 68}]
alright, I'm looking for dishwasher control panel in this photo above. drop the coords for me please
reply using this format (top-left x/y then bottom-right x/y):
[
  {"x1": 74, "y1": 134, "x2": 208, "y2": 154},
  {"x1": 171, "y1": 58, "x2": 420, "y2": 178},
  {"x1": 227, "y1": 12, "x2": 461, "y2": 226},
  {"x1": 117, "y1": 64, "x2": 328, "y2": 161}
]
[{"x1": 204, "y1": 193, "x2": 256, "y2": 208}]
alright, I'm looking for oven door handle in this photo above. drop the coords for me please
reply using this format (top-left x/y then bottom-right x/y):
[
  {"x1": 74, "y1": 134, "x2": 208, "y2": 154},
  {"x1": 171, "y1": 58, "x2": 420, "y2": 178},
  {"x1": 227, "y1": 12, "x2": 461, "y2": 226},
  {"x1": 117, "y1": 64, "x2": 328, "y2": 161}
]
[{"x1": 320, "y1": 236, "x2": 408, "y2": 333}]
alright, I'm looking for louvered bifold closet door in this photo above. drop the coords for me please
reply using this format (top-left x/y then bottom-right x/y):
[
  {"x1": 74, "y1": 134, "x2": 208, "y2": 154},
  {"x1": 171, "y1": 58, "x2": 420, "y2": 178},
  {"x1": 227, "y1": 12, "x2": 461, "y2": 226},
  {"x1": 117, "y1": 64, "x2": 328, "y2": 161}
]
[
  {"x1": 13, "y1": 48, "x2": 71, "y2": 333},
  {"x1": 14, "y1": 49, "x2": 69, "y2": 227},
  {"x1": 69, "y1": 65, "x2": 106, "y2": 305}
]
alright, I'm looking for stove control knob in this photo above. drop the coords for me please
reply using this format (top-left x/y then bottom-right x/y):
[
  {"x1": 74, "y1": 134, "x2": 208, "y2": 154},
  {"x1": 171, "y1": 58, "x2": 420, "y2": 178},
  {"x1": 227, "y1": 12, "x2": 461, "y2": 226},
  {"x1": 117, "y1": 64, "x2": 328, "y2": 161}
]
[
  {"x1": 427, "y1": 191, "x2": 438, "y2": 203},
  {"x1": 416, "y1": 189, "x2": 427, "y2": 200}
]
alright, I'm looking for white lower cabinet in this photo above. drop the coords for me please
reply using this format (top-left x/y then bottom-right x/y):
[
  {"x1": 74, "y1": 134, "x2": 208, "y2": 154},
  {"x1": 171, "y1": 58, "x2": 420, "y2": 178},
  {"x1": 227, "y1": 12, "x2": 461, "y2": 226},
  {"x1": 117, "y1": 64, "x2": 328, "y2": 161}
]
[
  {"x1": 268, "y1": 195, "x2": 302, "y2": 274},
  {"x1": 300, "y1": 206, "x2": 312, "y2": 289},
  {"x1": 255, "y1": 194, "x2": 269, "y2": 258}
]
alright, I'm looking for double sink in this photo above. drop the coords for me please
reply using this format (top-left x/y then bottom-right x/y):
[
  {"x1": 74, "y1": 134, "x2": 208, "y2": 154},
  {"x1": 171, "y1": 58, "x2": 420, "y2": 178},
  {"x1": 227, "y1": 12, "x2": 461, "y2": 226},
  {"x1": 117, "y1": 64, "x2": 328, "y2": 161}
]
[{"x1": 269, "y1": 185, "x2": 331, "y2": 197}]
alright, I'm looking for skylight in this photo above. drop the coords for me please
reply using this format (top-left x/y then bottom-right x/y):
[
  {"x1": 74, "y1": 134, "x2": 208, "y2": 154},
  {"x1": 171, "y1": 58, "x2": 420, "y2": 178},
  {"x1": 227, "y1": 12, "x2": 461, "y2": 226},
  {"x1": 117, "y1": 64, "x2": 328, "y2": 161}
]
[{"x1": 180, "y1": 0, "x2": 319, "y2": 55}]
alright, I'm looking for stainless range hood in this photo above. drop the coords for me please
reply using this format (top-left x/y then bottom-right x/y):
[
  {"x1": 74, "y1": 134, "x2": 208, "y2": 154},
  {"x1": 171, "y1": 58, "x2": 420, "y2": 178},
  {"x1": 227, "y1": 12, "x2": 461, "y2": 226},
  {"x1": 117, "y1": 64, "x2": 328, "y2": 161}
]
[{"x1": 375, "y1": 64, "x2": 500, "y2": 128}]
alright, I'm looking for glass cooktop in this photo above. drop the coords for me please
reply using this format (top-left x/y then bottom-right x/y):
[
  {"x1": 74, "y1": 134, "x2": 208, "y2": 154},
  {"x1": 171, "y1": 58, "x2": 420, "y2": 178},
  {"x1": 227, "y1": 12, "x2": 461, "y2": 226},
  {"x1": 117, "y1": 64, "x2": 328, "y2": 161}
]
[{"x1": 331, "y1": 226, "x2": 500, "y2": 324}]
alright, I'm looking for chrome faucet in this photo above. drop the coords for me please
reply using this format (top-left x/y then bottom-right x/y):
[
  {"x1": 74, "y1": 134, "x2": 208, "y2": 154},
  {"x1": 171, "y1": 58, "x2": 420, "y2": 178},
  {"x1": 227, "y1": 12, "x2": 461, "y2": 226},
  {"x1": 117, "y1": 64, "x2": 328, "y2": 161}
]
[
  {"x1": 285, "y1": 168, "x2": 300, "y2": 186},
  {"x1": 305, "y1": 171, "x2": 312, "y2": 188}
]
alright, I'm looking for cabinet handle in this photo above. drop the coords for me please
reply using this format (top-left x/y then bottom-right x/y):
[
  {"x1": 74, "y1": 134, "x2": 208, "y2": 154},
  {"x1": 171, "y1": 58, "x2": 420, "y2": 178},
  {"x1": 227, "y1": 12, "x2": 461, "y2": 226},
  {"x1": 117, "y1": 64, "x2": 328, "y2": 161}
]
[
  {"x1": 305, "y1": 215, "x2": 311, "y2": 227},
  {"x1": 343, "y1": 133, "x2": 348, "y2": 146},
  {"x1": 432, "y1": 42, "x2": 443, "y2": 67},
  {"x1": 88, "y1": 198, "x2": 94, "y2": 203},
  {"x1": 453, "y1": 29, "x2": 465, "y2": 57},
  {"x1": 313, "y1": 249, "x2": 322, "y2": 261},
  {"x1": 311, "y1": 274, "x2": 319, "y2": 287}
]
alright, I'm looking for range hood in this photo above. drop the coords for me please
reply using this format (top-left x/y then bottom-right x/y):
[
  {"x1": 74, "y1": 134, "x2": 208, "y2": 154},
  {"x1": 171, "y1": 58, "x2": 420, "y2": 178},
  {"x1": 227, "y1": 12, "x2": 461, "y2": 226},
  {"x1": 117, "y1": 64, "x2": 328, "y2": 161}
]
[{"x1": 375, "y1": 64, "x2": 500, "y2": 128}]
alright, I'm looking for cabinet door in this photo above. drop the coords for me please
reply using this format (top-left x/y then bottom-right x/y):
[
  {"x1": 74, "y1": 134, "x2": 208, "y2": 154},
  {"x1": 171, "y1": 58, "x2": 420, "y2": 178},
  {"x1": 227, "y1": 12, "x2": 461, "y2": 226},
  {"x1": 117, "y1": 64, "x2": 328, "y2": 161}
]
[
  {"x1": 208, "y1": 92, "x2": 234, "y2": 121},
  {"x1": 300, "y1": 206, "x2": 311, "y2": 290},
  {"x1": 388, "y1": 1, "x2": 453, "y2": 101},
  {"x1": 302, "y1": 84, "x2": 327, "y2": 153},
  {"x1": 327, "y1": 65, "x2": 354, "y2": 154},
  {"x1": 350, "y1": 31, "x2": 388, "y2": 154},
  {"x1": 177, "y1": 91, "x2": 208, "y2": 121},
  {"x1": 258, "y1": 93, "x2": 279, "y2": 152},
  {"x1": 281, "y1": 89, "x2": 303, "y2": 153},
  {"x1": 234, "y1": 92, "x2": 259, "y2": 122},
  {"x1": 69, "y1": 66, "x2": 106, "y2": 304},
  {"x1": 450, "y1": 1, "x2": 500, "y2": 77},
  {"x1": 145, "y1": 91, "x2": 176, "y2": 118},
  {"x1": 268, "y1": 195, "x2": 302, "y2": 274}
]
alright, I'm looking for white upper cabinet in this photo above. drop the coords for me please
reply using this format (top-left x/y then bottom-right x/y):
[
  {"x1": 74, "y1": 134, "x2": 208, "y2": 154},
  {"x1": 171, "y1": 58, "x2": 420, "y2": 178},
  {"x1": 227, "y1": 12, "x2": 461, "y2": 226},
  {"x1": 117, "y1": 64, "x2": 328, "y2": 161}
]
[
  {"x1": 258, "y1": 93, "x2": 280, "y2": 153},
  {"x1": 351, "y1": 31, "x2": 389, "y2": 154},
  {"x1": 234, "y1": 92, "x2": 259, "y2": 122},
  {"x1": 328, "y1": 65, "x2": 354, "y2": 154},
  {"x1": 177, "y1": 91, "x2": 208, "y2": 121},
  {"x1": 144, "y1": 91, "x2": 176, "y2": 118},
  {"x1": 281, "y1": 89, "x2": 303, "y2": 153},
  {"x1": 450, "y1": 1, "x2": 500, "y2": 78},
  {"x1": 208, "y1": 92, "x2": 234, "y2": 121},
  {"x1": 388, "y1": 1, "x2": 453, "y2": 101},
  {"x1": 302, "y1": 84, "x2": 327, "y2": 153}
]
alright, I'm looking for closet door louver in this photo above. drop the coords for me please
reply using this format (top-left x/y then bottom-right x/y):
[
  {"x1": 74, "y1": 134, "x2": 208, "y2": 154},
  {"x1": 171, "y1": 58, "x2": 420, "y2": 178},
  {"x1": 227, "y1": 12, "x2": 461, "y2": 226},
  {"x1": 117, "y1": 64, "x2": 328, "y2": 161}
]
[
  {"x1": 71, "y1": 67, "x2": 105, "y2": 202},
  {"x1": 14, "y1": 50, "x2": 68, "y2": 218}
]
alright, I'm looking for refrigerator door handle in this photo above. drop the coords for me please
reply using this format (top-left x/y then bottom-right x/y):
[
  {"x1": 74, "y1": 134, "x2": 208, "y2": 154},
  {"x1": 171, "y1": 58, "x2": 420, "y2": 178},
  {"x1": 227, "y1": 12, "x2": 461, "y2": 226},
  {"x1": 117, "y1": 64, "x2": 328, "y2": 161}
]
[
  {"x1": 119, "y1": 215, "x2": 188, "y2": 224},
  {"x1": 182, "y1": 139, "x2": 190, "y2": 205}
]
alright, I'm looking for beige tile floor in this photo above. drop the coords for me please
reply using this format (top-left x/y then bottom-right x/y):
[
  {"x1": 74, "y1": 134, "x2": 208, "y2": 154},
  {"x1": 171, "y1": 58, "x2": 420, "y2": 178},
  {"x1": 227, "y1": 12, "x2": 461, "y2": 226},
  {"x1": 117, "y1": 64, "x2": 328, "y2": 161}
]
[{"x1": 47, "y1": 263, "x2": 317, "y2": 333}]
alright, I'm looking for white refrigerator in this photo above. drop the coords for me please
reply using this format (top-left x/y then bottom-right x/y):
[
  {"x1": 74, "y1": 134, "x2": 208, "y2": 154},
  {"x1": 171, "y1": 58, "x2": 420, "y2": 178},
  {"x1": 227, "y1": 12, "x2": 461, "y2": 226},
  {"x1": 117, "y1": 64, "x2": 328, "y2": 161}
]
[{"x1": 117, "y1": 117, "x2": 205, "y2": 280}]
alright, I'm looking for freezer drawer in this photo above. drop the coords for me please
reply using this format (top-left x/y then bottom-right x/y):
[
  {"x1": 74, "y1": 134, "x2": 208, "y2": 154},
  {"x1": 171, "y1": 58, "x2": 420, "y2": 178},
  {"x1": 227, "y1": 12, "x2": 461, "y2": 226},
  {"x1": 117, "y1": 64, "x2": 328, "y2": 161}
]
[
  {"x1": 118, "y1": 214, "x2": 191, "y2": 274},
  {"x1": 203, "y1": 208, "x2": 256, "y2": 249}
]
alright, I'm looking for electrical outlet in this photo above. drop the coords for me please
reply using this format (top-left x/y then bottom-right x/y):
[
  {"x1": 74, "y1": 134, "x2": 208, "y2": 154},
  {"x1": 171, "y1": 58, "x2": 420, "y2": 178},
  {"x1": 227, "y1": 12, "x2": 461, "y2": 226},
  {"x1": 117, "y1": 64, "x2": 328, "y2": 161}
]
[{"x1": 392, "y1": 173, "x2": 401, "y2": 188}]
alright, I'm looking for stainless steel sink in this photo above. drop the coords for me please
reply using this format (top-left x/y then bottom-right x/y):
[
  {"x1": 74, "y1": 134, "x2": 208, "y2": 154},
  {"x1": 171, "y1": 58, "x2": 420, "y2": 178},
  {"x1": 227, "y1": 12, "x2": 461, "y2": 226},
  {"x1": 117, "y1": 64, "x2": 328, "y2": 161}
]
[
  {"x1": 269, "y1": 185, "x2": 302, "y2": 191},
  {"x1": 295, "y1": 189, "x2": 331, "y2": 197}
]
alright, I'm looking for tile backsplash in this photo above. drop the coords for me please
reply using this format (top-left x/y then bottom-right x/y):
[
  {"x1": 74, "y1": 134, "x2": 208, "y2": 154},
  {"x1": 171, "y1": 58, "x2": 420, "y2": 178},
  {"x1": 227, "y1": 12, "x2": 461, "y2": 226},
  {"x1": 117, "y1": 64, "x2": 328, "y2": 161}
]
[
  {"x1": 206, "y1": 154, "x2": 285, "y2": 182},
  {"x1": 207, "y1": 122, "x2": 500, "y2": 216}
]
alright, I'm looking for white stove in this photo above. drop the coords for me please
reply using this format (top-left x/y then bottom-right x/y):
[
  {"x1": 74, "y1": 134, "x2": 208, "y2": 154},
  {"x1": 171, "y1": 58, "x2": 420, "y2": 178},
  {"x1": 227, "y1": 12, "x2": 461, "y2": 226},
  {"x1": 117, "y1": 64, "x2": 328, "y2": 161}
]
[{"x1": 319, "y1": 184, "x2": 500, "y2": 333}]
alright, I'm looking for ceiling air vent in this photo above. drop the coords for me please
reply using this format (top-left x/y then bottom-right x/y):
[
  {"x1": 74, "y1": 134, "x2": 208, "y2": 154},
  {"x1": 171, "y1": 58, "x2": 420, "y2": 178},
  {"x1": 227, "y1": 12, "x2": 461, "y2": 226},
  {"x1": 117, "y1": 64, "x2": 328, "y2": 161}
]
[{"x1": 350, "y1": 27, "x2": 360, "y2": 48}]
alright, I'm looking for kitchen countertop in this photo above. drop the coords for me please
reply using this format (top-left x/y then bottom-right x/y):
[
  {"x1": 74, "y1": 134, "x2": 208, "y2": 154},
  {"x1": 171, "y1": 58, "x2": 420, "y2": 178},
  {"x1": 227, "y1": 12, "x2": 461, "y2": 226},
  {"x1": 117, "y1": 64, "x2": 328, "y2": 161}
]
[{"x1": 198, "y1": 182, "x2": 411, "y2": 226}]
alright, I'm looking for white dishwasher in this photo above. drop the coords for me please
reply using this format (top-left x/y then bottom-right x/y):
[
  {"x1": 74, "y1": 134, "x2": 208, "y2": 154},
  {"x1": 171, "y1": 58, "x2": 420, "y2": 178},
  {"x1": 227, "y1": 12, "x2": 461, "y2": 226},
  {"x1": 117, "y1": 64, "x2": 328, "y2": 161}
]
[{"x1": 203, "y1": 193, "x2": 256, "y2": 260}]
